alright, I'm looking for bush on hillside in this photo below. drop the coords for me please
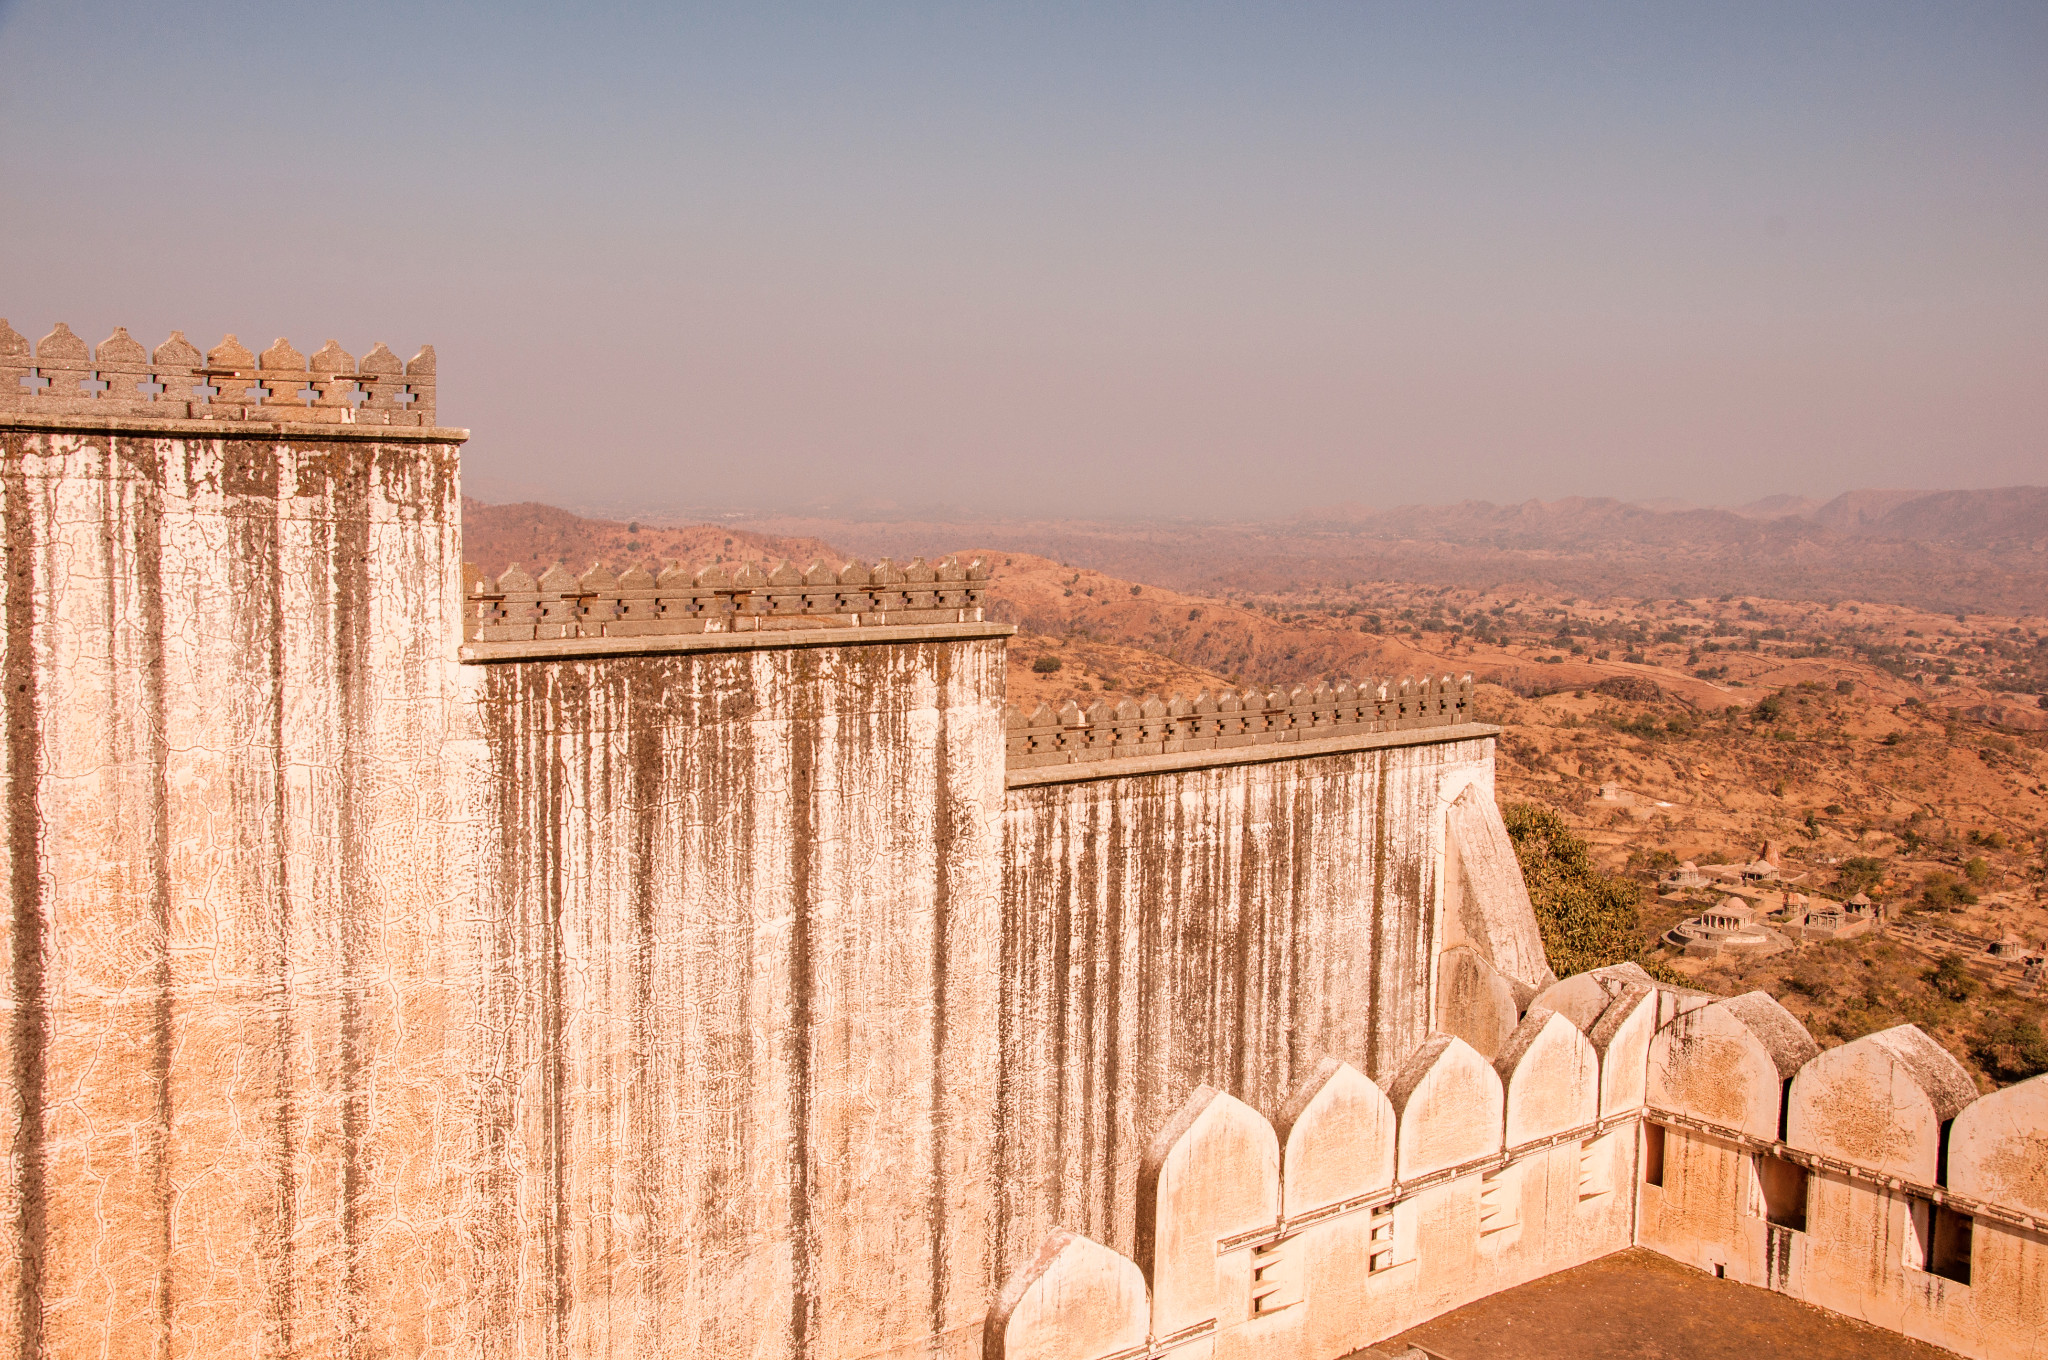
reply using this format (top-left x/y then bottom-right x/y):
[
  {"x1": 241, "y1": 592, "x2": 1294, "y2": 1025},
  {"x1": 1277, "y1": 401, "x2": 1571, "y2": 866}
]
[
  {"x1": 1927, "y1": 953, "x2": 1980, "y2": 1002},
  {"x1": 1921, "y1": 871, "x2": 1978, "y2": 910},
  {"x1": 1503, "y1": 802, "x2": 1677, "y2": 982},
  {"x1": 1835, "y1": 856, "x2": 1889, "y2": 897},
  {"x1": 1593, "y1": 674, "x2": 1663, "y2": 703},
  {"x1": 1972, "y1": 1013, "x2": 2048, "y2": 1084}
]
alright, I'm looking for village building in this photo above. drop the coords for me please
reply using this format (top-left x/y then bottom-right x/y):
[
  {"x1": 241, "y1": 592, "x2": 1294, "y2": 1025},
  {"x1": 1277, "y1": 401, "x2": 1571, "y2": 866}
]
[{"x1": 1667, "y1": 896, "x2": 1781, "y2": 957}]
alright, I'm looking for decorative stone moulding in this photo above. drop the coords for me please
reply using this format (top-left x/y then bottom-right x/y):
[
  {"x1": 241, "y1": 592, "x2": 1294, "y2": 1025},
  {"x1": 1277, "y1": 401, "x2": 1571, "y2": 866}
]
[
  {"x1": 0, "y1": 319, "x2": 436, "y2": 426},
  {"x1": 464, "y1": 555, "x2": 992, "y2": 641},
  {"x1": 1004, "y1": 674, "x2": 1477, "y2": 766}
]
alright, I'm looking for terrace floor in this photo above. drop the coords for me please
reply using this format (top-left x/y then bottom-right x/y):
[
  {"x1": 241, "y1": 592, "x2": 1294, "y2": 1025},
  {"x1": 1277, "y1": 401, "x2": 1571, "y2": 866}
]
[{"x1": 1363, "y1": 1248, "x2": 1959, "y2": 1360}]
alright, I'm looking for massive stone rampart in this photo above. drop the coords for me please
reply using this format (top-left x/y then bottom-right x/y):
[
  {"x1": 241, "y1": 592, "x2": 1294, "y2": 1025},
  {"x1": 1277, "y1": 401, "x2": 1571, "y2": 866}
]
[
  {"x1": 457, "y1": 635, "x2": 1008, "y2": 1360},
  {"x1": 0, "y1": 332, "x2": 1520, "y2": 1359},
  {"x1": 0, "y1": 403, "x2": 466, "y2": 1357},
  {"x1": 994, "y1": 731, "x2": 1535, "y2": 1277}
]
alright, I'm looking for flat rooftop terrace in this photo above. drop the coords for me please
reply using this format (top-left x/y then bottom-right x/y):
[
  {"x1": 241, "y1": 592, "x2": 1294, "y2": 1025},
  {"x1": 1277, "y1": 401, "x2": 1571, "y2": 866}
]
[{"x1": 1358, "y1": 1249, "x2": 1958, "y2": 1360}]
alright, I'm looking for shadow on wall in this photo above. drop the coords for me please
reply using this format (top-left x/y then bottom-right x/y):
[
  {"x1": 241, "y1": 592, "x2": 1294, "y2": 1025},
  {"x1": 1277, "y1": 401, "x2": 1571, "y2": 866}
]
[{"x1": 986, "y1": 968, "x2": 2048, "y2": 1360}]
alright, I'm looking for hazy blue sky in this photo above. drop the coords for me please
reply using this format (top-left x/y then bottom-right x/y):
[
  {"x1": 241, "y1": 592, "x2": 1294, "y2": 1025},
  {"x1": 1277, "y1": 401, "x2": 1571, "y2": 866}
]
[{"x1": 3, "y1": 2, "x2": 2043, "y2": 518}]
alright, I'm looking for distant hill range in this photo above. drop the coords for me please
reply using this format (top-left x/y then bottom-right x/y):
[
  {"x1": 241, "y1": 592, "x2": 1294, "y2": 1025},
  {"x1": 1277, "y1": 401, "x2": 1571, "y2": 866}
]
[
  {"x1": 461, "y1": 498, "x2": 841, "y2": 579},
  {"x1": 718, "y1": 486, "x2": 2048, "y2": 616},
  {"x1": 467, "y1": 486, "x2": 2048, "y2": 617}
]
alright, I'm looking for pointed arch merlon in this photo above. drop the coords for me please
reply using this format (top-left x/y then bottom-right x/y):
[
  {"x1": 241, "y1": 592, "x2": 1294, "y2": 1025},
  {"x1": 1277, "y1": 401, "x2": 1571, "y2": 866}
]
[
  {"x1": 1134, "y1": 1086, "x2": 1279, "y2": 1341},
  {"x1": 1387, "y1": 1034, "x2": 1504, "y2": 1180},
  {"x1": 1947, "y1": 1072, "x2": 2048, "y2": 1218},
  {"x1": 1648, "y1": 991, "x2": 1817, "y2": 1141},
  {"x1": 1495, "y1": 1008, "x2": 1598, "y2": 1146},
  {"x1": 1585, "y1": 980, "x2": 1657, "y2": 1119},
  {"x1": 1276, "y1": 1056, "x2": 1395, "y2": 1217},
  {"x1": 1786, "y1": 1024, "x2": 1978, "y2": 1184},
  {"x1": 1531, "y1": 961, "x2": 1658, "y2": 1030},
  {"x1": 984, "y1": 1229, "x2": 1149, "y2": 1360}
]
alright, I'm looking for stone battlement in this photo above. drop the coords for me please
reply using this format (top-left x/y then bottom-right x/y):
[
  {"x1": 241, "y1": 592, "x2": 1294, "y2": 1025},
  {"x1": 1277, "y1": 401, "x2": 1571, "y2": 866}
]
[
  {"x1": 463, "y1": 553, "x2": 992, "y2": 643},
  {"x1": 989, "y1": 972, "x2": 2048, "y2": 1360},
  {"x1": 1005, "y1": 674, "x2": 1475, "y2": 768},
  {"x1": 0, "y1": 318, "x2": 436, "y2": 426}
]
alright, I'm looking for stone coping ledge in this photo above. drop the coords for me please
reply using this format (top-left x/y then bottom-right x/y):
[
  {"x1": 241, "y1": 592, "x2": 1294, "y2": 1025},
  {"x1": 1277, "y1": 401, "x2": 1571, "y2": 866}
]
[
  {"x1": 1006, "y1": 721, "x2": 1499, "y2": 788},
  {"x1": 0, "y1": 413, "x2": 469, "y2": 443},
  {"x1": 460, "y1": 620, "x2": 1014, "y2": 663}
]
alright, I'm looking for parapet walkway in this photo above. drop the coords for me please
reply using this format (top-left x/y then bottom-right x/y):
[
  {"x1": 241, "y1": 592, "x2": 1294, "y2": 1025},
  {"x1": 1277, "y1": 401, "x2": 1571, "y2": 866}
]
[{"x1": 1371, "y1": 1248, "x2": 1958, "y2": 1360}]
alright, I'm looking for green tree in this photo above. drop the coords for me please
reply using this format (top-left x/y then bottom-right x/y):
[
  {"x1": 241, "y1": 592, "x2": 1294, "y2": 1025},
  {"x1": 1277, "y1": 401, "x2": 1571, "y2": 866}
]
[
  {"x1": 1927, "y1": 953, "x2": 1980, "y2": 1003},
  {"x1": 1836, "y1": 856, "x2": 1889, "y2": 897},
  {"x1": 1503, "y1": 802, "x2": 1673, "y2": 980},
  {"x1": 1921, "y1": 871, "x2": 1978, "y2": 910},
  {"x1": 1972, "y1": 1014, "x2": 2048, "y2": 1084}
]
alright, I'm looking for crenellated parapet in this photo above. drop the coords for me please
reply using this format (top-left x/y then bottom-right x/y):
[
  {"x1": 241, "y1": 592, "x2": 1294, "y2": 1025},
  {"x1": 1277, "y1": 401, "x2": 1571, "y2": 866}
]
[
  {"x1": 0, "y1": 319, "x2": 436, "y2": 426},
  {"x1": 989, "y1": 980, "x2": 1657, "y2": 1360},
  {"x1": 989, "y1": 975, "x2": 2048, "y2": 1360},
  {"x1": 463, "y1": 554, "x2": 992, "y2": 643},
  {"x1": 1629, "y1": 997, "x2": 2048, "y2": 1356},
  {"x1": 1005, "y1": 673, "x2": 1475, "y2": 768},
  {"x1": 1645, "y1": 997, "x2": 2048, "y2": 1233}
]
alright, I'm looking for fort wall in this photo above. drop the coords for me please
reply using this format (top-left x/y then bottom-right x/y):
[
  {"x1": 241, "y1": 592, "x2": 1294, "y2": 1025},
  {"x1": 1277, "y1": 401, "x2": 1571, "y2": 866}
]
[
  {"x1": 0, "y1": 337, "x2": 1511, "y2": 1359},
  {"x1": 993, "y1": 732, "x2": 1530, "y2": 1275},
  {"x1": 457, "y1": 635, "x2": 1009, "y2": 1360},
  {"x1": 7, "y1": 324, "x2": 2043, "y2": 1360},
  {"x1": 0, "y1": 413, "x2": 467, "y2": 1357}
]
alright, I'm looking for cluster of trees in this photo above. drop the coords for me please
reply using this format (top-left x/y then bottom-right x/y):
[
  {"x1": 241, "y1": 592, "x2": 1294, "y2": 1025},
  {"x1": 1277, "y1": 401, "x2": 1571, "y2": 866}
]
[{"x1": 1503, "y1": 802, "x2": 1678, "y2": 983}]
